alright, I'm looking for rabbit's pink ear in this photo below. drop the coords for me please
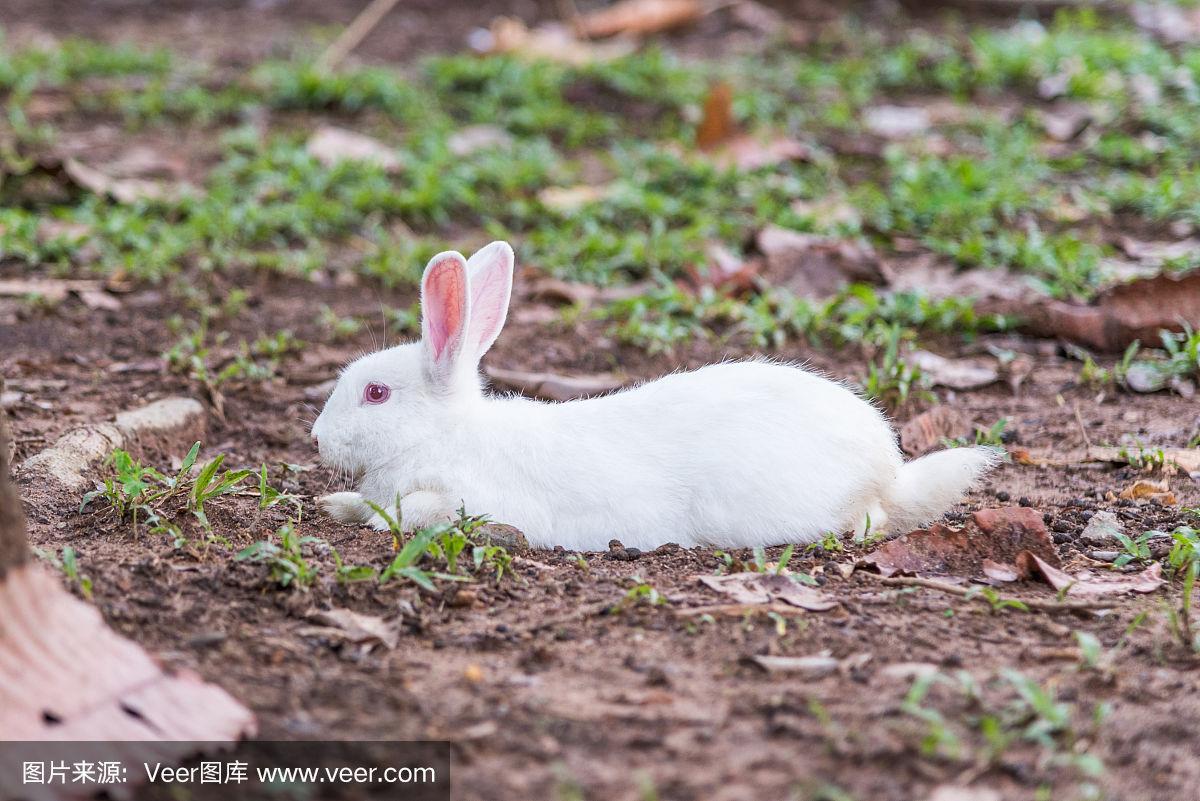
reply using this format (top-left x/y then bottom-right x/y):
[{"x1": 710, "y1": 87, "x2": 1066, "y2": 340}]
[
  {"x1": 465, "y1": 241, "x2": 514, "y2": 359},
  {"x1": 420, "y1": 251, "x2": 470, "y2": 380}
]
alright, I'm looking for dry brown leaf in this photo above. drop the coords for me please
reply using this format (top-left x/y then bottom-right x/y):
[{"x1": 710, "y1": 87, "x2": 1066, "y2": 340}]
[
  {"x1": 1118, "y1": 478, "x2": 1176, "y2": 505},
  {"x1": 538, "y1": 183, "x2": 617, "y2": 212},
  {"x1": 756, "y1": 226, "x2": 887, "y2": 298},
  {"x1": 863, "y1": 105, "x2": 930, "y2": 138},
  {"x1": 479, "y1": 18, "x2": 634, "y2": 65},
  {"x1": 306, "y1": 125, "x2": 402, "y2": 172},
  {"x1": 1116, "y1": 235, "x2": 1200, "y2": 265},
  {"x1": 307, "y1": 608, "x2": 400, "y2": 650},
  {"x1": 887, "y1": 256, "x2": 1033, "y2": 304},
  {"x1": 1027, "y1": 269, "x2": 1200, "y2": 352},
  {"x1": 1087, "y1": 446, "x2": 1200, "y2": 476},
  {"x1": 0, "y1": 278, "x2": 120, "y2": 310},
  {"x1": 899, "y1": 406, "x2": 967, "y2": 457},
  {"x1": 693, "y1": 81, "x2": 815, "y2": 171},
  {"x1": 682, "y1": 241, "x2": 761, "y2": 294},
  {"x1": 1132, "y1": 2, "x2": 1200, "y2": 43},
  {"x1": 580, "y1": 0, "x2": 704, "y2": 38},
  {"x1": 0, "y1": 564, "x2": 256, "y2": 741},
  {"x1": 1018, "y1": 551, "x2": 1166, "y2": 598},
  {"x1": 697, "y1": 572, "x2": 838, "y2": 611},
  {"x1": 696, "y1": 81, "x2": 734, "y2": 150},
  {"x1": 524, "y1": 274, "x2": 653, "y2": 306},
  {"x1": 447, "y1": 124, "x2": 514, "y2": 157},
  {"x1": 1039, "y1": 104, "x2": 1093, "y2": 142},
  {"x1": 705, "y1": 136, "x2": 816, "y2": 172},
  {"x1": 486, "y1": 366, "x2": 624, "y2": 401},
  {"x1": 910, "y1": 350, "x2": 1000, "y2": 391},
  {"x1": 63, "y1": 157, "x2": 191, "y2": 204},
  {"x1": 982, "y1": 559, "x2": 1020, "y2": 583},
  {"x1": 860, "y1": 507, "x2": 1059, "y2": 579}
]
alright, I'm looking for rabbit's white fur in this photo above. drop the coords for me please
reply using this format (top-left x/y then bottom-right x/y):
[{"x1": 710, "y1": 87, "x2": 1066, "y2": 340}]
[{"x1": 312, "y1": 242, "x2": 1000, "y2": 551}]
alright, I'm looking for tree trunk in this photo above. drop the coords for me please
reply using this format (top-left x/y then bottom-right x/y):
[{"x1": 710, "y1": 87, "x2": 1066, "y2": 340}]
[{"x1": 0, "y1": 373, "x2": 29, "y2": 575}]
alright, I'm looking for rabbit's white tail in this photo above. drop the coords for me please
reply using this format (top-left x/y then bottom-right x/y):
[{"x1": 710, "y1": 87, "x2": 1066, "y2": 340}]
[{"x1": 882, "y1": 446, "x2": 1002, "y2": 532}]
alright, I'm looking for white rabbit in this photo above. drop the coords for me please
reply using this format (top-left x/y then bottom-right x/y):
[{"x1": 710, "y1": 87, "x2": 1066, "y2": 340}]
[{"x1": 311, "y1": 241, "x2": 1000, "y2": 551}]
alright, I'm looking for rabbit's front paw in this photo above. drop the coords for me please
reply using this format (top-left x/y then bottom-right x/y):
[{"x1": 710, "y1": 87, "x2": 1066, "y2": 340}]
[{"x1": 320, "y1": 491, "x2": 374, "y2": 525}]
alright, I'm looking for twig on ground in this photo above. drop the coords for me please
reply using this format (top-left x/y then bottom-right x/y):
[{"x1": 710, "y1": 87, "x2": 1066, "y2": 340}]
[
  {"x1": 317, "y1": 0, "x2": 404, "y2": 72},
  {"x1": 876, "y1": 575, "x2": 1114, "y2": 613},
  {"x1": 674, "y1": 602, "x2": 816, "y2": 617}
]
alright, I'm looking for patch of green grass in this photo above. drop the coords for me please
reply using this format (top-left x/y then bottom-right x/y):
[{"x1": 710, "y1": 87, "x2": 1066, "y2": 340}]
[
  {"x1": 612, "y1": 576, "x2": 669, "y2": 612},
  {"x1": 370, "y1": 505, "x2": 514, "y2": 590},
  {"x1": 945, "y1": 417, "x2": 1009, "y2": 449},
  {"x1": 80, "y1": 442, "x2": 281, "y2": 545},
  {"x1": 235, "y1": 522, "x2": 322, "y2": 589},
  {"x1": 34, "y1": 545, "x2": 94, "y2": 599},
  {"x1": 901, "y1": 669, "x2": 1105, "y2": 788},
  {"x1": 600, "y1": 281, "x2": 1011, "y2": 356}
]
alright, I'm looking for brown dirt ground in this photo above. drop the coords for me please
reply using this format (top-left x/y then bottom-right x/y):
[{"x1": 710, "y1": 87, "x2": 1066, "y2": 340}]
[{"x1": 4, "y1": 3, "x2": 1200, "y2": 801}]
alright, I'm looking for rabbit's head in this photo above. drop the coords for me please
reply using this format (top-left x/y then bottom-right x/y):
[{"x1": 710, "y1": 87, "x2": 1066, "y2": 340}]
[{"x1": 310, "y1": 241, "x2": 514, "y2": 480}]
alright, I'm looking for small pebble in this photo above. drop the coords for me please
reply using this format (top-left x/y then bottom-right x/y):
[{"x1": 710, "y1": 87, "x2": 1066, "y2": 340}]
[
  {"x1": 995, "y1": 491, "x2": 1011, "y2": 502},
  {"x1": 1019, "y1": 497, "x2": 1033, "y2": 507}
]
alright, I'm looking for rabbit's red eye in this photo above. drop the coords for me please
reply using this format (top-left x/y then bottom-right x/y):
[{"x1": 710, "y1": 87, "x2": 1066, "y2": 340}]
[{"x1": 362, "y1": 383, "x2": 391, "y2": 405}]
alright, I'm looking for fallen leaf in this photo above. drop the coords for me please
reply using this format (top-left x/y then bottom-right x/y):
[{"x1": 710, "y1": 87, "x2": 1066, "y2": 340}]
[
  {"x1": 1119, "y1": 478, "x2": 1176, "y2": 505},
  {"x1": 705, "y1": 135, "x2": 816, "y2": 172},
  {"x1": 0, "y1": 564, "x2": 256, "y2": 741},
  {"x1": 695, "y1": 81, "x2": 734, "y2": 150},
  {"x1": 683, "y1": 241, "x2": 761, "y2": 294},
  {"x1": 1116, "y1": 235, "x2": 1200, "y2": 265},
  {"x1": 447, "y1": 124, "x2": 514, "y2": 157},
  {"x1": 0, "y1": 278, "x2": 120, "y2": 310},
  {"x1": 474, "y1": 18, "x2": 634, "y2": 65},
  {"x1": 863, "y1": 105, "x2": 931, "y2": 138},
  {"x1": 887, "y1": 256, "x2": 1033, "y2": 304},
  {"x1": 1018, "y1": 551, "x2": 1165, "y2": 598},
  {"x1": 1132, "y1": 2, "x2": 1200, "y2": 44},
  {"x1": 486, "y1": 366, "x2": 625, "y2": 401},
  {"x1": 909, "y1": 350, "x2": 1000, "y2": 391},
  {"x1": 899, "y1": 406, "x2": 968, "y2": 457},
  {"x1": 692, "y1": 81, "x2": 816, "y2": 171},
  {"x1": 1039, "y1": 104, "x2": 1093, "y2": 142},
  {"x1": 790, "y1": 195, "x2": 861, "y2": 230},
  {"x1": 307, "y1": 125, "x2": 402, "y2": 172},
  {"x1": 307, "y1": 608, "x2": 400, "y2": 650},
  {"x1": 537, "y1": 183, "x2": 617, "y2": 213},
  {"x1": 580, "y1": 0, "x2": 704, "y2": 38},
  {"x1": 746, "y1": 654, "x2": 839, "y2": 677},
  {"x1": 860, "y1": 507, "x2": 1059, "y2": 579},
  {"x1": 982, "y1": 559, "x2": 1020, "y2": 583},
  {"x1": 697, "y1": 572, "x2": 838, "y2": 611},
  {"x1": 523, "y1": 274, "x2": 653, "y2": 306},
  {"x1": 756, "y1": 225, "x2": 887, "y2": 298},
  {"x1": 727, "y1": 0, "x2": 787, "y2": 34},
  {"x1": 928, "y1": 786, "x2": 1001, "y2": 801},
  {"x1": 1028, "y1": 269, "x2": 1200, "y2": 352},
  {"x1": 63, "y1": 157, "x2": 191, "y2": 204},
  {"x1": 1087, "y1": 446, "x2": 1200, "y2": 476}
]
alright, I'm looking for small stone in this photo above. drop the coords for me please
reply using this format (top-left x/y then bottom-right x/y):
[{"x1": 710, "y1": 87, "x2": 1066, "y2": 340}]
[
  {"x1": 1019, "y1": 497, "x2": 1033, "y2": 507},
  {"x1": 995, "y1": 491, "x2": 1011, "y2": 502},
  {"x1": 1089, "y1": 550, "x2": 1120, "y2": 562},
  {"x1": 477, "y1": 523, "x2": 529, "y2": 554},
  {"x1": 1080, "y1": 511, "x2": 1124, "y2": 546},
  {"x1": 1053, "y1": 532, "x2": 1072, "y2": 545}
]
